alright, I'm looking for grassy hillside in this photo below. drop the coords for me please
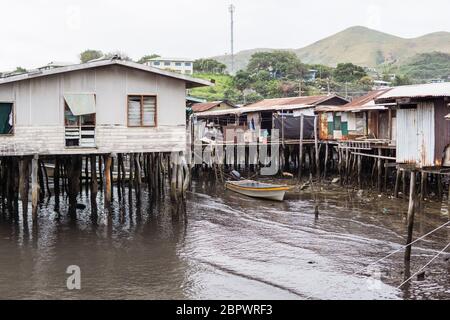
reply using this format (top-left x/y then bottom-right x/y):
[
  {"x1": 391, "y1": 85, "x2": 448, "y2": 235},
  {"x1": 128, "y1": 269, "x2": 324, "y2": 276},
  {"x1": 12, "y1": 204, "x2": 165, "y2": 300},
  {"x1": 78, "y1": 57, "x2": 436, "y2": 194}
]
[
  {"x1": 212, "y1": 26, "x2": 450, "y2": 71},
  {"x1": 397, "y1": 52, "x2": 450, "y2": 81},
  {"x1": 189, "y1": 73, "x2": 234, "y2": 101}
]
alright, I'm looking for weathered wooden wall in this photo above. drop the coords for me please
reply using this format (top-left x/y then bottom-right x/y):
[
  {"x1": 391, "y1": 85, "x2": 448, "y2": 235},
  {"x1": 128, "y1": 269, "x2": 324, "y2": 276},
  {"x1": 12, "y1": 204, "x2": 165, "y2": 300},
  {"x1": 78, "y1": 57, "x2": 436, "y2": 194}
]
[{"x1": 0, "y1": 64, "x2": 187, "y2": 156}]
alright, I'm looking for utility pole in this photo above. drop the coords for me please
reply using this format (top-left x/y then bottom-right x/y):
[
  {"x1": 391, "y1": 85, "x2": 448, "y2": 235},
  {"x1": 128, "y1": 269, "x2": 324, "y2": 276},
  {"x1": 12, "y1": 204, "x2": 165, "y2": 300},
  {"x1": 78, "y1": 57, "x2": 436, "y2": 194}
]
[
  {"x1": 229, "y1": 4, "x2": 235, "y2": 74},
  {"x1": 298, "y1": 79, "x2": 302, "y2": 97},
  {"x1": 345, "y1": 82, "x2": 348, "y2": 99}
]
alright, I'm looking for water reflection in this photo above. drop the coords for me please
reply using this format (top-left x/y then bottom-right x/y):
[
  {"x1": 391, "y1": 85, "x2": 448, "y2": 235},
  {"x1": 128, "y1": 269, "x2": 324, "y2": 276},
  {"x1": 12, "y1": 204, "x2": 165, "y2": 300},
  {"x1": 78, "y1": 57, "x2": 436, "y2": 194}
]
[{"x1": 0, "y1": 180, "x2": 448, "y2": 299}]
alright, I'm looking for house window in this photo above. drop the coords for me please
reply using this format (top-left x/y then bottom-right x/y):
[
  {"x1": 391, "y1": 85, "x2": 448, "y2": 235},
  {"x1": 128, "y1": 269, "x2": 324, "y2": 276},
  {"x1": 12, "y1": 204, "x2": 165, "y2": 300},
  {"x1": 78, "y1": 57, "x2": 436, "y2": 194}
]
[
  {"x1": 64, "y1": 94, "x2": 96, "y2": 148},
  {"x1": 185, "y1": 62, "x2": 192, "y2": 67},
  {"x1": 153, "y1": 61, "x2": 160, "y2": 66},
  {"x1": 127, "y1": 95, "x2": 157, "y2": 127},
  {"x1": 175, "y1": 62, "x2": 182, "y2": 67},
  {"x1": 0, "y1": 102, "x2": 13, "y2": 135},
  {"x1": 164, "y1": 61, "x2": 170, "y2": 66}
]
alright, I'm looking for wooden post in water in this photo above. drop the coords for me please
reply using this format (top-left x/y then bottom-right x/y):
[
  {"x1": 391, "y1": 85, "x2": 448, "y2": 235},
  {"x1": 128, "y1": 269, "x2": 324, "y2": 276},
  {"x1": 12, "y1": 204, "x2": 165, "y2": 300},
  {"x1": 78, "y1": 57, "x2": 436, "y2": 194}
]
[
  {"x1": 404, "y1": 170, "x2": 416, "y2": 269},
  {"x1": 402, "y1": 171, "x2": 407, "y2": 198},
  {"x1": 90, "y1": 155, "x2": 98, "y2": 211},
  {"x1": 37, "y1": 160, "x2": 45, "y2": 200},
  {"x1": 19, "y1": 157, "x2": 30, "y2": 220},
  {"x1": 314, "y1": 115, "x2": 320, "y2": 181},
  {"x1": 298, "y1": 114, "x2": 304, "y2": 181},
  {"x1": 135, "y1": 153, "x2": 142, "y2": 206},
  {"x1": 128, "y1": 154, "x2": 134, "y2": 204},
  {"x1": 31, "y1": 155, "x2": 39, "y2": 221},
  {"x1": 377, "y1": 148, "x2": 382, "y2": 192},
  {"x1": 104, "y1": 154, "x2": 112, "y2": 208},
  {"x1": 357, "y1": 153, "x2": 362, "y2": 189},
  {"x1": 420, "y1": 170, "x2": 426, "y2": 202},
  {"x1": 394, "y1": 167, "x2": 401, "y2": 198},
  {"x1": 323, "y1": 142, "x2": 329, "y2": 179},
  {"x1": 54, "y1": 157, "x2": 60, "y2": 211}
]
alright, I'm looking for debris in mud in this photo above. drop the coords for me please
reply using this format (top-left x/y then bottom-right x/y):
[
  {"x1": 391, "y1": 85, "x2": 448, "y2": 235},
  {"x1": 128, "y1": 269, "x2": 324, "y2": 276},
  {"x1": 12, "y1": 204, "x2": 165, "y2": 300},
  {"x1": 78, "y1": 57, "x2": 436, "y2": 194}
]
[
  {"x1": 300, "y1": 182, "x2": 310, "y2": 190},
  {"x1": 331, "y1": 178, "x2": 340, "y2": 184},
  {"x1": 417, "y1": 272, "x2": 426, "y2": 281}
]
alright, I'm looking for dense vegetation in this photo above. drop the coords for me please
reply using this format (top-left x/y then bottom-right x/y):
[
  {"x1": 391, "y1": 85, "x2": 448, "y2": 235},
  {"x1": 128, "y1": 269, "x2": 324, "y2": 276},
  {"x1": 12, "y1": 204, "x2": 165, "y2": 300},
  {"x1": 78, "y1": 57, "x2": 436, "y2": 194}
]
[
  {"x1": 190, "y1": 51, "x2": 375, "y2": 104},
  {"x1": 397, "y1": 52, "x2": 450, "y2": 81}
]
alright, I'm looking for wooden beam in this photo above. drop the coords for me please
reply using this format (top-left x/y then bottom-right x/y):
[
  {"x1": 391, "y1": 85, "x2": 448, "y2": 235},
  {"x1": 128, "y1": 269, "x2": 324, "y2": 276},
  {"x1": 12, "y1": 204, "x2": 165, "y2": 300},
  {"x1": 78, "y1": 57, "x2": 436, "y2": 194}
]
[
  {"x1": 351, "y1": 152, "x2": 396, "y2": 161},
  {"x1": 31, "y1": 155, "x2": 39, "y2": 221}
]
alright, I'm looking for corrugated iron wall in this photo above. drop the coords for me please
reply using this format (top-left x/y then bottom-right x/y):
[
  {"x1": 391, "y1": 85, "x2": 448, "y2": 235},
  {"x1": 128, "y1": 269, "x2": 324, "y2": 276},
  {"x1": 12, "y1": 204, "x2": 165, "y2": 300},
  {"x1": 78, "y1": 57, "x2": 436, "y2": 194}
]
[
  {"x1": 417, "y1": 102, "x2": 435, "y2": 167},
  {"x1": 433, "y1": 98, "x2": 450, "y2": 166},
  {"x1": 396, "y1": 102, "x2": 435, "y2": 167},
  {"x1": 396, "y1": 108, "x2": 419, "y2": 164}
]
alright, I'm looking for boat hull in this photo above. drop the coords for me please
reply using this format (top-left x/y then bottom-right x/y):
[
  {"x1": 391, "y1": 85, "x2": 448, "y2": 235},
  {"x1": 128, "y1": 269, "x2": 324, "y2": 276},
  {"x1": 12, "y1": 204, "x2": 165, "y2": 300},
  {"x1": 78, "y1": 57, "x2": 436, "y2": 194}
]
[{"x1": 225, "y1": 181, "x2": 289, "y2": 201}]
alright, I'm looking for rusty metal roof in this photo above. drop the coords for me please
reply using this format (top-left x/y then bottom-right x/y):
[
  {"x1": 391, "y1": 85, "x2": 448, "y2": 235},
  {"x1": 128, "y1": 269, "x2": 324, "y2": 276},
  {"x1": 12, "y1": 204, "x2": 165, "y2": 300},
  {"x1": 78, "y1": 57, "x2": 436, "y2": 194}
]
[
  {"x1": 316, "y1": 89, "x2": 393, "y2": 112},
  {"x1": 376, "y1": 82, "x2": 450, "y2": 101},
  {"x1": 191, "y1": 101, "x2": 236, "y2": 112},
  {"x1": 244, "y1": 95, "x2": 343, "y2": 110}
]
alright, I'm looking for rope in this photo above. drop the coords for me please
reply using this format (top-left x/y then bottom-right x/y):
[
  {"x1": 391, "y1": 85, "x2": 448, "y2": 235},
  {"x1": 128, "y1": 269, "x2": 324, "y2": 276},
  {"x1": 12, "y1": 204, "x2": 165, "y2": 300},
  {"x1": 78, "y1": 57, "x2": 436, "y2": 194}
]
[
  {"x1": 356, "y1": 220, "x2": 450, "y2": 273},
  {"x1": 304, "y1": 219, "x2": 450, "y2": 299},
  {"x1": 397, "y1": 241, "x2": 450, "y2": 289}
]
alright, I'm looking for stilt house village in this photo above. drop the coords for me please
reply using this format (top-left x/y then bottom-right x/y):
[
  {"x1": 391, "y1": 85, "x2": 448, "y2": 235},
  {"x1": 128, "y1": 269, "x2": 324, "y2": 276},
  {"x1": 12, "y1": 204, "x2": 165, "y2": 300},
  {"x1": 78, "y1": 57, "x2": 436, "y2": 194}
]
[{"x1": 1, "y1": 54, "x2": 450, "y2": 224}]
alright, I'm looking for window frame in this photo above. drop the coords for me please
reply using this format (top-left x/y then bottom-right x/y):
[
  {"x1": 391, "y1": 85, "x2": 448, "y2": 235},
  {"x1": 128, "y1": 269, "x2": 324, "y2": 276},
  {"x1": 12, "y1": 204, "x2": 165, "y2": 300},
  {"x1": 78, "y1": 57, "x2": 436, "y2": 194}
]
[
  {"x1": 127, "y1": 94, "x2": 158, "y2": 127},
  {"x1": 0, "y1": 101, "x2": 15, "y2": 136},
  {"x1": 63, "y1": 94, "x2": 97, "y2": 148}
]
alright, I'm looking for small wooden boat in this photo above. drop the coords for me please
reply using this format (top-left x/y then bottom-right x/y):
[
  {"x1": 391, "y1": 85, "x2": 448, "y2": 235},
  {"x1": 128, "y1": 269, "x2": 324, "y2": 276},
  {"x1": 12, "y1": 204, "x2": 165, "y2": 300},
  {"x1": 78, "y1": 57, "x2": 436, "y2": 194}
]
[{"x1": 225, "y1": 180, "x2": 291, "y2": 201}]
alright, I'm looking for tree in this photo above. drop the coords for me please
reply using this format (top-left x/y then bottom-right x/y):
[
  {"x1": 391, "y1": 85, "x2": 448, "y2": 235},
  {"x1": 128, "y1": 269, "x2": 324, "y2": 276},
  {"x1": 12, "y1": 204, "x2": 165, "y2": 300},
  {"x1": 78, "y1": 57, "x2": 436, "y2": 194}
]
[
  {"x1": 246, "y1": 51, "x2": 307, "y2": 80},
  {"x1": 232, "y1": 70, "x2": 252, "y2": 92},
  {"x1": 14, "y1": 67, "x2": 27, "y2": 73},
  {"x1": 104, "y1": 51, "x2": 131, "y2": 61},
  {"x1": 137, "y1": 54, "x2": 160, "y2": 64},
  {"x1": 333, "y1": 63, "x2": 367, "y2": 83},
  {"x1": 308, "y1": 64, "x2": 334, "y2": 80},
  {"x1": 79, "y1": 50, "x2": 103, "y2": 63},
  {"x1": 357, "y1": 76, "x2": 375, "y2": 91},
  {"x1": 393, "y1": 74, "x2": 412, "y2": 86},
  {"x1": 193, "y1": 59, "x2": 227, "y2": 74}
]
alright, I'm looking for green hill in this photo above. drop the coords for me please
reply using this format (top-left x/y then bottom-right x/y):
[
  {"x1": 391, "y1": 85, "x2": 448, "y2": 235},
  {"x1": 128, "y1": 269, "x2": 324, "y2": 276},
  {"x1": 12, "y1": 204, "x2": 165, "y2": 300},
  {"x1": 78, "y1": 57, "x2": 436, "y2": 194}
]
[
  {"x1": 212, "y1": 26, "x2": 450, "y2": 71},
  {"x1": 397, "y1": 52, "x2": 450, "y2": 81}
]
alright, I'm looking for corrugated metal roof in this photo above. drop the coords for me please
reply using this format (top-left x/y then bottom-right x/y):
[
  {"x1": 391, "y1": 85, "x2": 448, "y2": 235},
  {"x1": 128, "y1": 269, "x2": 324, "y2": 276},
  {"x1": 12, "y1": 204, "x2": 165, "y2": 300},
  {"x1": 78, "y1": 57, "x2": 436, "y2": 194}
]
[
  {"x1": 315, "y1": 89, "x2": 392, "y2": 112},
  {"x1": 194, "y1": 104, "x2": 316, "y2": 117},
  {"x1": 0, "y1": 59, "x2": 212, "y2": 89},
  {"x1": 376, "y1": 82, "x2": 450, "y2": 101},
  {"x1": 192, "y1": 101, "x2": 237, "y2": 112},
  {"x1": 244, "y1": 95, "x2": 342, "y2": 110}
]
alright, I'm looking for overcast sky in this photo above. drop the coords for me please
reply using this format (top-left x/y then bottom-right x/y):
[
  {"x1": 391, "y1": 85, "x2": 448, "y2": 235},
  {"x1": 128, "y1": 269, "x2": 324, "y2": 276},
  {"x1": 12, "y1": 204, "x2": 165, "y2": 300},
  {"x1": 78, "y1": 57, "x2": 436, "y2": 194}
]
[{"x1": 1, "y1": 0, "x2": 449, "y2": 70}]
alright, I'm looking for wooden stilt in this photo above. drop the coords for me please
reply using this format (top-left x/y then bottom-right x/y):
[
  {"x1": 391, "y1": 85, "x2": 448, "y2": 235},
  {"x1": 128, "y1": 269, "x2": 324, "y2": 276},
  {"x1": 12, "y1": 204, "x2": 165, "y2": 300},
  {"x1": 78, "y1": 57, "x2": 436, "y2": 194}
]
[
  {"x1": 314, "y1": 115, "x2": 320, "y2": 181},
  {"x1": 38, "y1": 160, "x2": 45, "y2": 199},
  {"x1": 31, "y1": 155, "x2": 39, "y2": 221},
  {"x1": 54, "y1": 157, "x2": 60, "y2": 211},
  {"x1": 404, "y1": 170, "x2": 417, "y2": 272},
  {"x1": 357, "y1": 153, "x2": 362, "y2": 189},
  {"x1": 19, "y1": 157, "x2": 30, "y2": 220},
  {"x1": 298, "y1": 115, "x2": 304, "y2": 181},
  {"x1": 104, "y1": 154, "x2": 112, "y2": 208},
  {"x1": 402, "y1": 170, "x2": 407, "y2": 198},
  {"x1": 394, "y1": 167, "x2": 401, "y2": 198},
  {"x1": 377, "y1": 148, "x2": 382, "y2": 192},
  {"x1": 128, "y1": 154, "x2": 134, "y2": 204},
  {"x1": 90, "y1": 155, "x2": 98, "y2": 213},
  {"x1": 420, "y1": 171, "x2": 426, "y2": 202}
]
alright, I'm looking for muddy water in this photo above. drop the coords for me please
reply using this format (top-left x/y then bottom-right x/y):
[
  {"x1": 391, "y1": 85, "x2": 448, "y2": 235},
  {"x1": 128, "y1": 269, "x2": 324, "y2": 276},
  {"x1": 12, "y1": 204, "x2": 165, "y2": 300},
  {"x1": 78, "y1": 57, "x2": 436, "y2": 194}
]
[{"x1": 0, "y1": 178, "x2": 449, "y2": 300}]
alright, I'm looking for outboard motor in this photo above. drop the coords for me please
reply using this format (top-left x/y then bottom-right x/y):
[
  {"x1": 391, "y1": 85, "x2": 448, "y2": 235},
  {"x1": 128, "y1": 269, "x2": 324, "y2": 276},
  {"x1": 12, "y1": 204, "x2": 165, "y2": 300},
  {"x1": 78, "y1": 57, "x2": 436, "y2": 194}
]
[{"x1": 230, "y1": 170, "x2": 241, "y2": 181}]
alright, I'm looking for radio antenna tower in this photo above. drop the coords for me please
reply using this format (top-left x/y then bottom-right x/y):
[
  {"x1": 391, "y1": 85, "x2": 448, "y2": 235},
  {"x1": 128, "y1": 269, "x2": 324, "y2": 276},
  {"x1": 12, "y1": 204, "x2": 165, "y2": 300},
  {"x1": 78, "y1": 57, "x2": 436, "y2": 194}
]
[{"x1": 229, "y1": 4, "x2": 235, "y2": 73}]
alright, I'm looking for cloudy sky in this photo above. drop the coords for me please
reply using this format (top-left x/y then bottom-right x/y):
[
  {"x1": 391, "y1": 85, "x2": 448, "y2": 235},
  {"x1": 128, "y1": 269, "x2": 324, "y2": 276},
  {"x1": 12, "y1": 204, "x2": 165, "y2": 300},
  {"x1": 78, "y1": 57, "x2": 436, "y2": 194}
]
[{"x1": 0, "y1": 0, "x2": 449, "y2": 70}]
